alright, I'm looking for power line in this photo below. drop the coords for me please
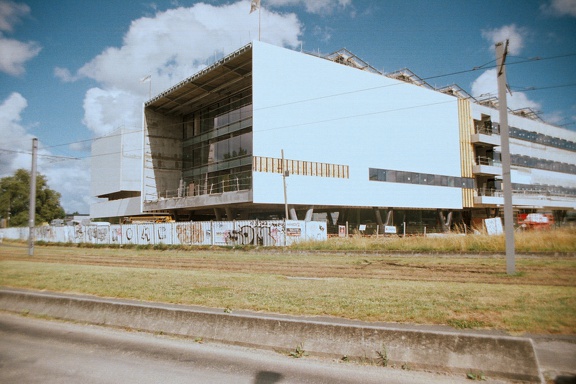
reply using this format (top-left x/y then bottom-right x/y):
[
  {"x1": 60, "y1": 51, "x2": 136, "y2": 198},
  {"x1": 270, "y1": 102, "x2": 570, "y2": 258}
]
[{"x1": 7, "y1": 51, "x2": 575, "y2": 154}]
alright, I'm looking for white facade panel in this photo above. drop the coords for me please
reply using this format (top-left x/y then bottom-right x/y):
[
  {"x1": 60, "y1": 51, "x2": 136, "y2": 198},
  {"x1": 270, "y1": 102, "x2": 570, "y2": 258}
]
[
  {"x1": 91, "y1": 128, "x2": 141, "y2": 197},
  {"x1": 251, "y1": 41, "x2": 462, "y2": 209},
  {"x1": 90, "y1": 197, "x2": 142, "y2": 219}
]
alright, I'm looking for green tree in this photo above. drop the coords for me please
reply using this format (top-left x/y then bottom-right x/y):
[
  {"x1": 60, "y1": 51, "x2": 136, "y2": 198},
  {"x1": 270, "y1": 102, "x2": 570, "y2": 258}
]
[{"x1": 0, "y1": 169, "x2": 65, "y2": 227}]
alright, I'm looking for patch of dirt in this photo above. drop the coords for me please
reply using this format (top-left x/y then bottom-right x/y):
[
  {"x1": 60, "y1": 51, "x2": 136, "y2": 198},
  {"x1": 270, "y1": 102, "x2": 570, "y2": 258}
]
[{"x1": 2, "y1": 245, "x2": 575, "y2": 287}]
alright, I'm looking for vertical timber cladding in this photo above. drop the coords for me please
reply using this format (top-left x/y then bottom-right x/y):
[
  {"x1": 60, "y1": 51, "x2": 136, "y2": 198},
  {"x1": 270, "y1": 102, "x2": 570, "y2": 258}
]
[
  {"x1": 144, "y1": 108, "x2": 184, "y2": 201},
  {"x1": 458, "y1": 98, "x2": 475, "y2": 207}
]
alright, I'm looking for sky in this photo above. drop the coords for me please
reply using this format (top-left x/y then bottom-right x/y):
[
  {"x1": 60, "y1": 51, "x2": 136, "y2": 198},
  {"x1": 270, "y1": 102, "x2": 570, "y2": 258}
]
[{"x1": 0, "y1": 0, "x2": 575, "y2": 214}]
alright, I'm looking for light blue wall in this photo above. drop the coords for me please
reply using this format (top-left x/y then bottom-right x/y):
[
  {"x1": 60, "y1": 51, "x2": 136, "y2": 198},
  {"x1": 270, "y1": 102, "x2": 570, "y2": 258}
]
[{"x1": 251, "y1": 41, "x2": 462, "y2": 209}]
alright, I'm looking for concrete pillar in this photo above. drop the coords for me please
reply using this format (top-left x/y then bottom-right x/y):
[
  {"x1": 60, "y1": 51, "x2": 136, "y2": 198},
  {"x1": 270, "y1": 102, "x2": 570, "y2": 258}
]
[
  {"x1": 289, "y1": 207, "x2": 298, "y2": 221},
  {"x1": 373, "y1": 207, "x2": 384, "y2": 234},
  {"x1": 224, "y1": 207, "x2": 234, "y2": 220},
  {"x1": 304, "y1": 206, "x2": 314, "y2": 222},
  {"x1": 385, "y1": 209, "x2": 393, "y2": 226},
  {"x1": 213, "y1": 208, "x2": 222, "y2": 221}
]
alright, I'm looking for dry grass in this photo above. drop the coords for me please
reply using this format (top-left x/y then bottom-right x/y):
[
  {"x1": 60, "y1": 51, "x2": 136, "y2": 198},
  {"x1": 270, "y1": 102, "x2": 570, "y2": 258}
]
[
  {"x1": 292, "y1": 226, "x2": 576, "y2": 253},
  {"x1": 1, "y1": 230, "x2": 575, "y2": 335}
]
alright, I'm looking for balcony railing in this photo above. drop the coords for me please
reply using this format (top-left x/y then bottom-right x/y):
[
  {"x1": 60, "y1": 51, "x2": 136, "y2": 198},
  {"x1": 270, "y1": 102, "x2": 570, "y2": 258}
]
[
  {"x1": 159, "y1": 176, "x2": 252, "y2": 200},
  {"x1": 474, "y1": 122, "x2": 500, "y2": 135},
  {"x1": 476, "y1": 188, "x2": 575, "y2": 201},
  {"x1": 476, "y1": 156, "x2": 501, "y2": 167}
]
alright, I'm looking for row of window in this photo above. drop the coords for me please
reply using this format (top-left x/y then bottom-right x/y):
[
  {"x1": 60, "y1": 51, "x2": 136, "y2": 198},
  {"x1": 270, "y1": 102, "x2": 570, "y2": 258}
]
[
  {"x1": 183, "y1": 131, "x2": 253, "y2": 170},
  {"x1": 183, "y1": 91, "x2": 252, "y2": 139},
  {"x1": 253, "y1": 156, "x2": 349, "y2": 179},
  {"x1": 511, "y1": 154, "x2": 576, "y2": 175},
  {"x1": 474, "y1": 120, "x2": 576, "y2": 152},
  {"x1": 509, "y1": 127, "x2": 576, "y2": 152},
  {"x1": 369, "y1": 168, "x2": 475, "y2": 189},
  {"x1": 511, "y1": 182, "x2": 576, "y2": 197}
]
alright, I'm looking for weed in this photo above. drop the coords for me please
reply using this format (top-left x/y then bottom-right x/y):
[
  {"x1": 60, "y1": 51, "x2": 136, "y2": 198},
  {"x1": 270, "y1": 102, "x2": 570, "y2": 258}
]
[
  {"x1": 223, "y1": 307, "x2": 232, "y2": 314},
  {"x1": 447, "y1": 319, "x2": 485, "y2": 329},
  {"x1": 341, "y1": 355, "x2": 349, "y2": 362},
  {"x1": 375, "y1": 345, "x2": 388, "y2": 367},
  {"x1": 289, "y1": 343, "x2": 308, "y2": 358},
  {"x1": 194, "y1": 337, "x2": 204, "y2": 343},
  {"x1": 466, "y1": 371, "x2": 486, "y2": 380}
]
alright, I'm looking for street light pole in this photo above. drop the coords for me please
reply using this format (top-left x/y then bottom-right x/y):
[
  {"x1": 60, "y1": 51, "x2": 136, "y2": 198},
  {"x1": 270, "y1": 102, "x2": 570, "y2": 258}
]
[
  {"x1": 281, "y1": 149, "x2": 289, "y2": 219},
  {"x1": 28, "y1": 138, "x2": 38, "y2": 256},
  {"x1": 496, "y1": 40, "x2": 515, "y2": 275}
]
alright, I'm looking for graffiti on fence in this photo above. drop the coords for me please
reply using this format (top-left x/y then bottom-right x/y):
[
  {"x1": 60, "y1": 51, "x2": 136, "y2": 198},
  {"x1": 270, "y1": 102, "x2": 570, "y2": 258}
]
[
  {"x1": 110, "y1": 226, "x2": 122, "y2": 243},
  {"x1": 225, "y1": 221, "x2": 283, "y2": 246},
  {"x1": 86, "y1": 225, "x2": 109, "y2": 243},
  {"x1": 1, "y1": 220, "x2": 326, "y2": 246},
  {"x1": 175, "y1": 222, "x2": 205, "y2": 244}
]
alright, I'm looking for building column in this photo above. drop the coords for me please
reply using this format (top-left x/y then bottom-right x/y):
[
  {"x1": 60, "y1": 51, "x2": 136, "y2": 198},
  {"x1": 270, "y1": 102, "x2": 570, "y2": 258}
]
[
  {"x1": 373, "y1": 207, "x2": 384, "y2": 234},
  {"x1": 289, "y1": 207, "x2": 298, "y2": 221},
  {"x1": 304, "y1": 206, "x2": 314, "y2": 222},
  {"x1": 385, "y1": 209, "x2": 393, "y2": 226}
]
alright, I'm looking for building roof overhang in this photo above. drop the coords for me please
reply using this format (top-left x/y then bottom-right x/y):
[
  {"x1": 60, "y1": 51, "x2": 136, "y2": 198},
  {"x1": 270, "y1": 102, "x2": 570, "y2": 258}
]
[{"x1": 144, "y1": 43, "x2": 253, "y2": 116}]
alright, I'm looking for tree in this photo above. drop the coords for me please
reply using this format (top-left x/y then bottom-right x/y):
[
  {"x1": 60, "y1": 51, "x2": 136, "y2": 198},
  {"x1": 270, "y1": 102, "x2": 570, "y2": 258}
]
[{"x1": 0, "y1": 169, "x2": 65, "y2": 227}]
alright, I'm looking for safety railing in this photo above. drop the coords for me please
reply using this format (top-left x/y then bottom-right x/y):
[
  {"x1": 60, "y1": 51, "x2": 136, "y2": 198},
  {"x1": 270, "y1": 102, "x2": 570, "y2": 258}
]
[{"x1": 161, "y1": 176, "x2": 252, "y2": 199}]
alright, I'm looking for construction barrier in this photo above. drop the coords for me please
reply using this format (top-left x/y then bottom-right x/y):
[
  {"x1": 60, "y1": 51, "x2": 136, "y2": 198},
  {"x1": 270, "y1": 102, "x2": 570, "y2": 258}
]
[{"x1": 0, "y1": 220, "x2": 327, "y2": 247}]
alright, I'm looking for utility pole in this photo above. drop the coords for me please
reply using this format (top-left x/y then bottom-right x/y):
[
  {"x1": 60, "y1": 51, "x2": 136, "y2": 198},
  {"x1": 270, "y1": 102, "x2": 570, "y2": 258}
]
[
  {"x1": 281, "y1": 149, "x2": 289, "y2": 219},
  {"x1": 496, "y1": 40, "x2": 515, "y2": 275},
  {"x1": 28, "y1": 138, "x2": 38, "y2": 256}
]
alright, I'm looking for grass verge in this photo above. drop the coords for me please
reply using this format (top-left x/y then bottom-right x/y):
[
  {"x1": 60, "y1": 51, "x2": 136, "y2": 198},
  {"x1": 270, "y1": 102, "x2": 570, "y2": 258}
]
[{"x1": 1, "y1": 238, "x2": 575, "y2": 335}]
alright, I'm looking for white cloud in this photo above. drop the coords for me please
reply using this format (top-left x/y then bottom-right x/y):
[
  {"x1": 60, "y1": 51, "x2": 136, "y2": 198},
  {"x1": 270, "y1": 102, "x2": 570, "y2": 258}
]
[
  {"x1": 82, "y1": 87, "x2": 143, "y2": 136},
  {"x1": 0, "y1": 0, "x2": 29, "y2": 32},
  {"x1": 0, "y1": 92, "x2": 34, "y2": 174},
  {"x1": 266, "y1": 0, "x2": 352, "y2": 15},
  {"x1": 0, "y1": 93, "x2": 91, "y2": 214},
  {"x1": 59, "y1": 0, "x2": 302, "y2": 135},
  {"x1": 42, "y1": 159, "x2": 93, "y2": 214},
  {"x1": 54, "y1": 66, "x2": 79, "y2": 82},
  {"x1": 481, "y1": 24, "x2": 526, "y2": 55},
  {"x1": 540, "y1": 0, "x2": 576, "y2": 17},
  {"x1": 0, "y1": 35, "x2": 40, "y2": 75},
  {"x1": 312, "y1": 25, "x2": 333, "y2": 42},
  {"x1": 471, "y1": 69, "x2": 541, "y2": 112},
  {"x1": 0, "y1": 1, "x2": 40, "y2": 76}
]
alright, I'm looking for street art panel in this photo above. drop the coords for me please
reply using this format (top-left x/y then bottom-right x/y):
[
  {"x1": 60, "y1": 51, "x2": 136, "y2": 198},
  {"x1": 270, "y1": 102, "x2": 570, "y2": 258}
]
[
  {"x1": 121, "y1": 225, "x2": 138, "y2": 244},
  {"x1": 173, "y1": 222, "x2": 210, "y2": 245},
  {"x1": 85, "y1": 225, "x2": 110, "y2": 244},
  {"x1": 110, "y1": 225, "x2": 122, "y2": 244},
  {"x1": 212, "y1": 221, "x2": 234, "y2": 246},
  {"x1": 1, "y1": 220, "x2": 327, "y2": 247},
  {"x1": 137, "y1": 224, "x2": 155, "y2": 245},
  {"x1": 154, "y1": 223, "x2": 173, "y2": 245}
]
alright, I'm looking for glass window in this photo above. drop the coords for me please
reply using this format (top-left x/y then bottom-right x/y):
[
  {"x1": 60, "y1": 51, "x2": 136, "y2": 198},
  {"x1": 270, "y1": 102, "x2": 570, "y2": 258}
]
[{"x1": 369, "y1": 168, "x2": 378, "y2": 181}]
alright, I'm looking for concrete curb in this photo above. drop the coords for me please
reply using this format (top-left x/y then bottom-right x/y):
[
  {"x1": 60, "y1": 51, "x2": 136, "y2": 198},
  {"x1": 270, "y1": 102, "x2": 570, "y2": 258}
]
[{"x1": 0, "y1": 288, "x2": 543, "y2": 383}]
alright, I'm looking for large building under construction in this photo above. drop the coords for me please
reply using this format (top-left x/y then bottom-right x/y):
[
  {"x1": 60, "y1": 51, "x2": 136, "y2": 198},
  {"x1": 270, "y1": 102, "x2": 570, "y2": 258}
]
[{"x1": 91, "y1": 41, "x2": 576, "y2": 232}]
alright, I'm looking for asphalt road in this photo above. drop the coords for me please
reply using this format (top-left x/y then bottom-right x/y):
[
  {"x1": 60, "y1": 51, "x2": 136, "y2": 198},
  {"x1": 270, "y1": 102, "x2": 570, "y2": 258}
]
[{"x1": 0, "y1": 313, "x2": 492, "y2": 384}]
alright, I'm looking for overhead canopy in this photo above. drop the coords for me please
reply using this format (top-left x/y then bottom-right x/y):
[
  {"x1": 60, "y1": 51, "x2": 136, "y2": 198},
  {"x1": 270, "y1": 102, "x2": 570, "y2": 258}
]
[{"x1": 145, "y1": 43, "x2": 253, "y2": 116}]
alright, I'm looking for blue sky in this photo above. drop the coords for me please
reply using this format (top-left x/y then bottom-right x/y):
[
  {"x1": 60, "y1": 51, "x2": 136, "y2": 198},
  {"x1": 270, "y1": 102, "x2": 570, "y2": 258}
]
[{"x1": 1, "y1": 0, "x2": 575, "y2": 214}]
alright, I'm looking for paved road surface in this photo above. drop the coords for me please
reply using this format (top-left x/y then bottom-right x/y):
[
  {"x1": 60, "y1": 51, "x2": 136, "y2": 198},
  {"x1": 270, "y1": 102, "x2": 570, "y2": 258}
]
[{"x1": 0, "y1": 313, "x2": 499, "y2": 384}]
